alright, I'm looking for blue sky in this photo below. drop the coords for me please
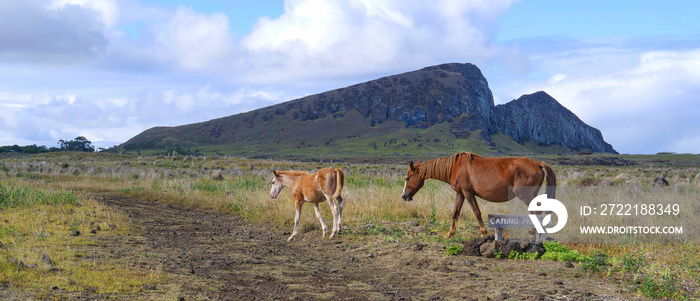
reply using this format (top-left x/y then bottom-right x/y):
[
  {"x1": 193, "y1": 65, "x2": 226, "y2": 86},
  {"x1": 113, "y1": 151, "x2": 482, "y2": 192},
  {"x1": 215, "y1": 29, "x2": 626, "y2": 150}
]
[{"x1": 0, "y1": 0, "x2": 699, "y2": 154}]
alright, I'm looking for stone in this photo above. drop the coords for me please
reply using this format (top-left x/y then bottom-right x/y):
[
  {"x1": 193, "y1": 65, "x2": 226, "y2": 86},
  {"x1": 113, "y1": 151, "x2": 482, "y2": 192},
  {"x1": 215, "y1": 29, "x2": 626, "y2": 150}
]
[
  {"x1": 500, "y1": 240, "x2": 524, "y2": 258},
  {"x1": 653, "y1": 176, "x2": 669, "y2": 186},
  {"x1": 40, "y1": 254, "x2": 53, "y2": 265},
  {"x1": 524, "y1": 243, "x2": 545, "y2": 258},
  {"x1": 8, "y1": 257, "x2": 27, "y2": 269},
  {"x1": 463, "y1": 236, "x2": 488, "y2": 256},
  {"x1": 479, "y1": 241, "x2": 496, "y2": 258}
]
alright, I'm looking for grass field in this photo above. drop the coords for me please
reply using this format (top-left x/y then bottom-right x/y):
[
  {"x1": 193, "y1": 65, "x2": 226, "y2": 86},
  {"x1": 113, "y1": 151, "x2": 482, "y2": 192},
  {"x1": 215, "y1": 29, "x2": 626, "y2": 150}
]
[
  {"x1": 0, "y1": 177, "x2": 160, "y2": 298},
  {"x1": 1, "y1": 152, "x2": 699, "y2": 299}
]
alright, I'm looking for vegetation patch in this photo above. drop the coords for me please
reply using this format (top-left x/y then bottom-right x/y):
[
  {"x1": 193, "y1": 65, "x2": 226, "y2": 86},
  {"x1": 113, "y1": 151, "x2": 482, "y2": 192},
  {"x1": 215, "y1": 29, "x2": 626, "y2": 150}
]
[
  {"x1": 0, "y1": 178, "x2": 160, "y2": 297},
  {"x1": 1, "y1": 152, "x2": 699, "y2": 299}
]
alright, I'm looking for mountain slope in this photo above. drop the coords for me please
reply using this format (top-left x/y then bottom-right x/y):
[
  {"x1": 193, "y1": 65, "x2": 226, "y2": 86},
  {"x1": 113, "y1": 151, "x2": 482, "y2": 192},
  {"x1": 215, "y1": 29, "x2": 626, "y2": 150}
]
[{"x1": 119, "y1": 63, "x2": 617, "y2": 157}]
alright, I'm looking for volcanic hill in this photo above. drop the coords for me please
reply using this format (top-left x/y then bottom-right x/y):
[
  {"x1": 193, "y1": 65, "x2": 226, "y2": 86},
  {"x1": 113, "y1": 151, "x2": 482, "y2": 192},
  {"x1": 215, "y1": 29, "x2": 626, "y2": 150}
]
[{"x1": 118, "y1": 63, "x2": 617, "y2": 158}]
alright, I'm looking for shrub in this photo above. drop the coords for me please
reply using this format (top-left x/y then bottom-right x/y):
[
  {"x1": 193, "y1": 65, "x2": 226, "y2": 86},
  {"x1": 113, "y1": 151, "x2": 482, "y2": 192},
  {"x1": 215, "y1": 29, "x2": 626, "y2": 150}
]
[
  {"x1": 446, "y1": 244, "x2": 463, "y2": 255},
  {"x1": 580, "y1": 252, "x2": 608, "y2": 273}
]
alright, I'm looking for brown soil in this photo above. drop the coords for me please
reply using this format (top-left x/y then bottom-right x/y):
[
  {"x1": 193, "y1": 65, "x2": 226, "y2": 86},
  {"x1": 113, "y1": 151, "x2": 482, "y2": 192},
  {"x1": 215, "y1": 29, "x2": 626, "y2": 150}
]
[{"x1": 33, "y1": 195, "x2": 639, "y2": 300}]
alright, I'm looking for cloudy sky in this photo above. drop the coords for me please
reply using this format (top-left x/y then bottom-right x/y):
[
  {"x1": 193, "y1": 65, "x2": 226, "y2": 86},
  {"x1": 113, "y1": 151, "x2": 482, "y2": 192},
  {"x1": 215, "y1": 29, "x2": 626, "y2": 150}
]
[{"x1": 1, "y1": 0, "x2": 698, "y2": 154}]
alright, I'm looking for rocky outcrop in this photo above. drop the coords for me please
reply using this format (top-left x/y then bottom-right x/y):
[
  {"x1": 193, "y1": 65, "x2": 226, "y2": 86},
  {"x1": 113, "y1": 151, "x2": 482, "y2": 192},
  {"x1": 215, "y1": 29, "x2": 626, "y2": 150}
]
[
  {"x1": 493, "y1": 91, "x2": 617, "y2": 154},
  {"x1": 288, "y1": 63, "x2": 494, "y2": 131}
]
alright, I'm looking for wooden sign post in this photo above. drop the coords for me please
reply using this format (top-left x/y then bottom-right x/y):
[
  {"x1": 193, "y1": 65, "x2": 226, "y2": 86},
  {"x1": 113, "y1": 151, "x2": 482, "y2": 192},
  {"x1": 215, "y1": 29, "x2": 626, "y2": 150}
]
[{"x1": 487, "y1": 214, "x2": 551, "y2": 243}]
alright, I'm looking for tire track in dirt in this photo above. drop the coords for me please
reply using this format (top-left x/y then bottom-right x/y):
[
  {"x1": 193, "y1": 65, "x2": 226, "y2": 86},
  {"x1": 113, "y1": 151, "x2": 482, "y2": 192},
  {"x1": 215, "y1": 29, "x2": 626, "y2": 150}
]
[{"x1": 93, "y1": 195, "x2": 633, "y2": 301}]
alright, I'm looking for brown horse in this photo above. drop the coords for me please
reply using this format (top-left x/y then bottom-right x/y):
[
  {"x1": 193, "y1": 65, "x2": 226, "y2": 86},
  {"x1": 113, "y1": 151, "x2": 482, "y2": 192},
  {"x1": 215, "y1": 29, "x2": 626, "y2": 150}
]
[
  {"x1": 270, "y1": 167, "x2": 345, "y2": 241},
  {"x1": 401, "y1": 152, "x2": 556, "y2": 237}
]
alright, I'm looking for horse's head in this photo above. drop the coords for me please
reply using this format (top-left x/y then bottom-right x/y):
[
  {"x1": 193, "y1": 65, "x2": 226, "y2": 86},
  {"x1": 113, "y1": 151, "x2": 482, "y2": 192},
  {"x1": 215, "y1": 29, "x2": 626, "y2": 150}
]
[
  {"x1": 269, "y1": 170, "x2": 284, "y2": 199},
  {"x1": 401, "y1": 160, "x2": 424, "y2": 201}
]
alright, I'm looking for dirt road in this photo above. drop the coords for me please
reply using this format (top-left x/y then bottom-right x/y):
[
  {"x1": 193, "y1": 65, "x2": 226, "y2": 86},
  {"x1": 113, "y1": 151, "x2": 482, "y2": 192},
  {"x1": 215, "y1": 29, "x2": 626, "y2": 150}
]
[{"x1": 48, "y1": 195, "x2": 636, "y2": 300}]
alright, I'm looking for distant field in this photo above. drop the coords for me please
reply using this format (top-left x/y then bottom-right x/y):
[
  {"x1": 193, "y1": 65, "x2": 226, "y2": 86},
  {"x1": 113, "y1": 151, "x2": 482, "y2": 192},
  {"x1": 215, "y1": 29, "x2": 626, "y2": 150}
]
[{"x1": 1, "y1": 152, "x2": 699, "y2": 299}]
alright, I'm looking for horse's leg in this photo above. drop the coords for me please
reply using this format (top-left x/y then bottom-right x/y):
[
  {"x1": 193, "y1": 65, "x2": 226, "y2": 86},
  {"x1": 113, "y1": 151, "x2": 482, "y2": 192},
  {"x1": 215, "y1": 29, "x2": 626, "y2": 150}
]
[
  {"x1": 447, "y1": 192, "x2": 465, "y2": 237},
  {"x1": 328, "y1": 198, "x2": 340, "y2": 238},
  {"x1": 464, "y1": 191, "x2": 488, "y2": 237},
  {"x1": 288, "y1": 199, "x2": 303, "y2": 241},
  {"x1": 336, "y1": 195, "x2": 344, "y2": 233},
  {"x1": 312, "y1": 202, "x2": 328, "y2": 237}
]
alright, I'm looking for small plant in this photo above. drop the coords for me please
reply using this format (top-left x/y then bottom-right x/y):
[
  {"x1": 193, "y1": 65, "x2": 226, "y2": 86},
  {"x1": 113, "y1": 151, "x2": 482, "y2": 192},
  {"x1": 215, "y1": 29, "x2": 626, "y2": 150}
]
[
  {"x1": 68, "y1": 221, "x2": 80, "y2": 232},
  {"x1": 541, "y1": 241, "x2": 587, "y2": 262},
  {"x1": 638, "y1": 270, "x2": 680, "y2": 299},
  {"x1": 580, "y1": 252, "x2": 608, "y2": 273},
  {"x1": 620, "y1": 251, "x2": 645, "y2": 274},
  {"x1": 446, "y1": 244, "x2": 463, "y2": 255},
  {"x1": 510, "y1": 251, "x2": 538, "y2": 260},
  {"x1": 494, "y1": 251, "x2": 503, "y2": 259}
]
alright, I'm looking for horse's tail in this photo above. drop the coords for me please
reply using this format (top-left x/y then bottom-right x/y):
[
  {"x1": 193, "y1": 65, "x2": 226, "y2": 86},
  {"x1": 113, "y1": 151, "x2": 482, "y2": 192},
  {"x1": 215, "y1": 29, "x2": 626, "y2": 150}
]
[
  {"x1": 332, "y1": 168, "x2": 344, "y2": 200},
  {"x1": 540, "y1": 163, "x2": 557, "y2": 199}
]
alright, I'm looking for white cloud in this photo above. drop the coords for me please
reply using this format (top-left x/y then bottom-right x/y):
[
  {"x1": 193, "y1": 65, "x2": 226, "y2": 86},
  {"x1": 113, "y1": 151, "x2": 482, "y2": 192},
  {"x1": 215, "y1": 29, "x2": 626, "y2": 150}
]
[
  {"x1": 240, "y1": 0, "x2": 521, "y2": 81},
  {"x1": 156, "y1": 6, "x2": 234, "y2": 70},
  {"x1": 50, "y1": 0, "x2": 119, "y2": 28},
  {"x1": 3, "y1": 0, "x2": 696, "y2": 155},
  {"x1": 0, "y1": 0, "x2": 108, "y2": 60},
  {"x1": 548, "y1": 73, "x2": 567, "y2": 83},
  {"x1": 532, "y1": 48, "x2": 700, "y2": 154},
  {"x1": 0, "y1": 84, "x2": 293, "y2": 148}
]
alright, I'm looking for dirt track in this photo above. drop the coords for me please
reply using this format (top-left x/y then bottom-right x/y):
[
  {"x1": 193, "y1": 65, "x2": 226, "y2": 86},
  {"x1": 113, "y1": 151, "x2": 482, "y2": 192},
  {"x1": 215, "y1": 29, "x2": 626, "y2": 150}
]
[{"x1": 45, "y1": 195, "x2": 638, "y2": 300}]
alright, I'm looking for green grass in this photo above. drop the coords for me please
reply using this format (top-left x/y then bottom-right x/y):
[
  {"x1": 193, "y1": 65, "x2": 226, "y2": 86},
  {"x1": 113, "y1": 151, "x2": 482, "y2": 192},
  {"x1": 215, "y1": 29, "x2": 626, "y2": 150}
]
[
  {"x1": 119, "y1": 121, "x2": 569, "y2": 158},
  {"x1": 0, "y1": 180, "x2": 77, "y2": 208},
  {"x1": 0, "y1": 178, "x2": 159, "y2": 296}
]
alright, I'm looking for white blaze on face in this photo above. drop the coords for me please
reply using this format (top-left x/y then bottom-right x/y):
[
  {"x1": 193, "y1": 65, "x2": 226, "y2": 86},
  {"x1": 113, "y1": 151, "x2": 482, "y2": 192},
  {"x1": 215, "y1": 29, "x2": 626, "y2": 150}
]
[{"x1": 270, "y1": 179, "x2": 282, "y2": 199}]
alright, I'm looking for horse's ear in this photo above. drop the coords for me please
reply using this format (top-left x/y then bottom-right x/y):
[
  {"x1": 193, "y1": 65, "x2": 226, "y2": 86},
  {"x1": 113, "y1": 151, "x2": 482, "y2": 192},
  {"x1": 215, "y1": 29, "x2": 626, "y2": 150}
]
[
  {"x1": 409, "y1": 161, "x2": 416, "y2": 171},
  {"x1": 273, "y1": 170, "x2": 279, "y2": 177}
]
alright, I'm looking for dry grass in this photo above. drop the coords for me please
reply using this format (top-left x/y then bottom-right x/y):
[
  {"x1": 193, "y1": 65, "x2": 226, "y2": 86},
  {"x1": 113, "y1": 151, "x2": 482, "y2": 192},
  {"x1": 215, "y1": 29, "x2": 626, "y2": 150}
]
[
  {"x1": 2, "y1": 152, "x2": 700, "y2": 298},
  {"x1": 0, "y1": 177, "x2": 160, "y2": 296}
]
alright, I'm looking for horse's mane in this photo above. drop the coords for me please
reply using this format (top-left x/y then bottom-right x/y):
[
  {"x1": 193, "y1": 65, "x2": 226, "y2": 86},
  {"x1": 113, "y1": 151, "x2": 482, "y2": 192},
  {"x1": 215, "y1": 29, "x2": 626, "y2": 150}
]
[
  {"x1": 276, "y1": 170, "x2": 309, "y2": 178},
  {"x1": 417, "y1": 153, "x2": 461, "y2": 181}
]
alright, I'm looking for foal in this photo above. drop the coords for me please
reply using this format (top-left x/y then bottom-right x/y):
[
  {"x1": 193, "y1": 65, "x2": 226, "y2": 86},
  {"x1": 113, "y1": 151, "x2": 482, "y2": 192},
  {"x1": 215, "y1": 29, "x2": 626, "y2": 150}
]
[{"x1": 269, "y1": 167, "x2": 345, "y2": 241}]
